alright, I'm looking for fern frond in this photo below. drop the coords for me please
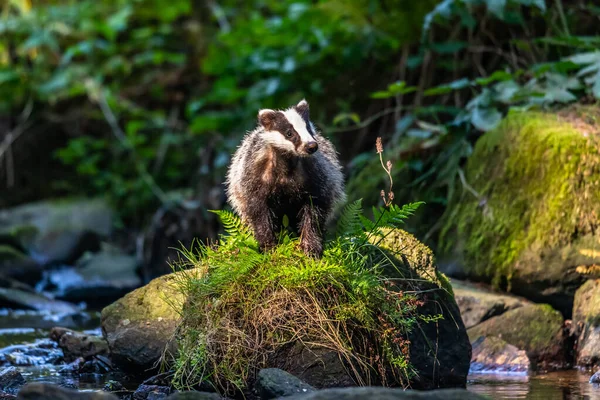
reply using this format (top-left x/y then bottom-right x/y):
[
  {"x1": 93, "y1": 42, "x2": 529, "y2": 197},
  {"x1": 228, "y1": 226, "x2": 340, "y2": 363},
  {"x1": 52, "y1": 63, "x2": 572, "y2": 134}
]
[
  {"x1": 364, "y1": 201, "x2": 425, "y2": 235},
  {"x1": 209, "y1": 209, "x2": 245, "y2": 236},
  {"x1": 336, "y1": 199, "x2": 364, "y2": 238}
]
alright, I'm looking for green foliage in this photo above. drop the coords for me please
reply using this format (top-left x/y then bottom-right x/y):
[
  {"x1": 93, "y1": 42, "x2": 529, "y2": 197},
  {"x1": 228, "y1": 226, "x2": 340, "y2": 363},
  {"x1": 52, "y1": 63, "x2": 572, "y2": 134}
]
[
  {"x1": 0, "y1": 0, "x2": 438, "y2": 218},
  {"x1": 345, "y1": 0, "x2": 600, "y2": 243},
  {"x1": 170, "y1": 200, "x2": 443, "y2": 395}
]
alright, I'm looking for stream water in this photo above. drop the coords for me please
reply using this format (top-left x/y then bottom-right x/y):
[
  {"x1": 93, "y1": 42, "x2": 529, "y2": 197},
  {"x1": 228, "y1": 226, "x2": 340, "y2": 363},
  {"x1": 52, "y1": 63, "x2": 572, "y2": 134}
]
[
  {"x1": 2, "y1": 309, "x2": 599, "y2": 398},
  {"x1": 468, "y1": 371, "x2": 600, "y2": 399}
]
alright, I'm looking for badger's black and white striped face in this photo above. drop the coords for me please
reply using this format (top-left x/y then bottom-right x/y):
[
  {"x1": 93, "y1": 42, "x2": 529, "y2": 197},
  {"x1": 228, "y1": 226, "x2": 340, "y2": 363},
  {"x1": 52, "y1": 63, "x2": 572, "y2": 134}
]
[{"x1": 258, "y1": 100, "x2": 318, "y2": 156}]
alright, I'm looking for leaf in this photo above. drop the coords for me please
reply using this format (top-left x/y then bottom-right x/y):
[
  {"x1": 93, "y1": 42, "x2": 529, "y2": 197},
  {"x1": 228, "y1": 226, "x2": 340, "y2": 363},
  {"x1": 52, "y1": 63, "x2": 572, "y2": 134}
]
[
  {"x1": 416, "y1": 120, "x2": 447, "y2": 134},
  {"x1": 485, "y1": 0, "x2": 507, "y2": 18},
  {"x1": 0, "y1": 70, "x2": 19, "y2": 84},
  {"x1": 494, "y1": 80, "x2": 521, "y2": 103},
  {"x1": 475, "y1": 70, "x2": 514, "y2": 86},
  {"x1": 209, "y1": 210, "x2": 249, "y2": 238},
  {"x1": 424, "y1": 78, "x2": 471, "y2": 96},
  {"x1": 406, "y1": 129, "x2": 433, "y2": 139},
  {"x1": 333, "y1": 113, "x2": 360, "y2": 125},
  {"x1": 568, "y1": 51, "x2": 600, "y2": 65},
  {"x1": 387, "y1": 81, "x2": 417, "y2": 95},
  {"x1": 471, "y1": 107, "x2": 502, "y2": 131},
  {"x1": 370, "y1": 91, "x2": 392, "y2": 99},
  {"x1": 520, "y1": 0, "x2": 546, "y2": 12},
  {"x1": 395, "y1": 115, "x2": 415, "y2": 134}
]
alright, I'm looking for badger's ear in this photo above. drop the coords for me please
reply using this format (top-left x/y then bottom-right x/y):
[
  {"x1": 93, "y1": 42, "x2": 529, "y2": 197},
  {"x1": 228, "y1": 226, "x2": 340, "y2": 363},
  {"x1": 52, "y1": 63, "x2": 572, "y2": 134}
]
[
  {"x1": 258, "y1": 109, "x2": 277, "y2": 130},
  {"x1": 295, "y1": 99, "x2": 309, "y2": 121}
]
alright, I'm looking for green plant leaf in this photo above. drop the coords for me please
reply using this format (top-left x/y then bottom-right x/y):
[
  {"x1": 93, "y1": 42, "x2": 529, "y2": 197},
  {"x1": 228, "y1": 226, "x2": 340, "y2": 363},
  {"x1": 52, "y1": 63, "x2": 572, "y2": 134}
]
[{"x1": 471, "y1": 107, "x2": 502, "y2": 131}]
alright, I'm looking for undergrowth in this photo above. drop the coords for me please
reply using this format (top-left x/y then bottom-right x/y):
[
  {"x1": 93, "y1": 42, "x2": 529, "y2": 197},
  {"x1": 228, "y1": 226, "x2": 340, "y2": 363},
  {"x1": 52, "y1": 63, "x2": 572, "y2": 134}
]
[{"x1": 167, "y1": 197, "x2": 446, "y2": 396}]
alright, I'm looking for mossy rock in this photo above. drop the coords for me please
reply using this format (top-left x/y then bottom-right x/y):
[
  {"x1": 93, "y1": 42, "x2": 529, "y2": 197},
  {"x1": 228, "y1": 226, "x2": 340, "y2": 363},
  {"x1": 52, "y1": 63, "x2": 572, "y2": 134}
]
[
  {"x1": 470, "y1": 336, "x2": 530, "y2": 374},
  {"x1": 0, "y1": 244, "x2": 42, "y2": 284},
  {"x1": 452, "y1": 280, "x2": 529, "y2": 329},
  {"x1": 172, "y1": 227, "x2": 470, "y2": 393},
  {"x1": 440, "y1": 106, "x2": 600, "y2": 315},
  {"x1": 101, "y1": 271, "x2": 187, "y2": 372},
  {"x1": 572, "y1": 279, "x2": 600, "y2": 368},
  {"x1": 467, "y1": 303, "x2": 565, "y2": 369}
]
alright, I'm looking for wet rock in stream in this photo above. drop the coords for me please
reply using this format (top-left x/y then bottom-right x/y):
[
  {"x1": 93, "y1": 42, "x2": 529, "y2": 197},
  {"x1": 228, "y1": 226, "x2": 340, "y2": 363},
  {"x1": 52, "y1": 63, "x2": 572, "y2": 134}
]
[
  {"x1": 50, "y1": 327, "x2": 109, "y2": 362},
  {"x1": 0, "y1": 199, "x2": 113, "y2": 267},
  {"x1": 133, "y1": 384, "x2": 172, "y2": 399},
  {"x1": 0, "y1": 366, "x2": 25, "y2": 395},
  {"x1": 16, "y1": 382, "x2": 118, "y2": 399},
  {"x1": 469, "y1": 336, "x2": 531, "y2": 374}
]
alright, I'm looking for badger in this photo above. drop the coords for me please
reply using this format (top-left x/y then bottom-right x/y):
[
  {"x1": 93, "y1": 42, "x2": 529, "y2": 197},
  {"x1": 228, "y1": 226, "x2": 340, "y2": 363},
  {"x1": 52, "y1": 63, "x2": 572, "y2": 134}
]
[{"x1": 225, "y1": 99, "x2": 346, "y2": 257}]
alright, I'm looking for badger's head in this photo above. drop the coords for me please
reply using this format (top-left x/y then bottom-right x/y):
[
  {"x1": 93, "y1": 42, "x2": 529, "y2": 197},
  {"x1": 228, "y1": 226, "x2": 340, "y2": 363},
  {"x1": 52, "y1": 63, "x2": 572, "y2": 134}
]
[{"x1": 257, "y1": 99, "x2": 318, "y2": 156}]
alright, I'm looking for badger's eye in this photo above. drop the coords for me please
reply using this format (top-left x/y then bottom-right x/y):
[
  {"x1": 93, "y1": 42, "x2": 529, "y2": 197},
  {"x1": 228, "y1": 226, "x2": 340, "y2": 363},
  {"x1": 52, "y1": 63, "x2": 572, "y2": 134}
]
[{"x1": 285, "y1": 130, "x2": 293, "y2": 138}]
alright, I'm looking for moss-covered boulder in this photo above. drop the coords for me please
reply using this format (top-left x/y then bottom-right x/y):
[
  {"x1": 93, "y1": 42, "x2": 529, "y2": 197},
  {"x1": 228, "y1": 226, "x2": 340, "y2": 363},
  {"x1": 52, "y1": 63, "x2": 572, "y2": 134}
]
[
  {"x1": 441, "y1": 106, "x2": 600, "y2": 315},
  {"x1": 171, "y1": 226, "x2": 470, "y2": 395},
  {"x1": 101, "y1": 272, "x2": 186, "y2": 372},
  {"x1": 452, "y1": 280, "x2": 529, "y2": 329},
  {"x1": 467, "y1": 303, "x2": 566, "y2": 369},
  {"x1": 0, "y1": 198, "x2": 112, "y2": 265},
  {"x1": 376, "y1": 230, "x2": 470, "y2": 390},
  {"x1": 572, "y1": 279, "x2": 600, "y2": 368}
]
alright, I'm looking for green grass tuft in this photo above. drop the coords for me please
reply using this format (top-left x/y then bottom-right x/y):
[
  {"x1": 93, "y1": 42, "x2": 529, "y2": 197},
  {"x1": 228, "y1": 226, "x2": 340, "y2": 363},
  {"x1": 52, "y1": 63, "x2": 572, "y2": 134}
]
[{"x1": 169, "y1": 201, "x2": 437, "y2": 396}]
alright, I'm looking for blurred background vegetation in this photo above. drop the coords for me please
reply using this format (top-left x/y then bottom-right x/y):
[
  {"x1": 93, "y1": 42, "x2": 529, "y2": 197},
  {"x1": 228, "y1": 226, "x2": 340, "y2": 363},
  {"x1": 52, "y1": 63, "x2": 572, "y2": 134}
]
[{"x1": 1, "y1": 0, "x2": 599, "y2": 249}]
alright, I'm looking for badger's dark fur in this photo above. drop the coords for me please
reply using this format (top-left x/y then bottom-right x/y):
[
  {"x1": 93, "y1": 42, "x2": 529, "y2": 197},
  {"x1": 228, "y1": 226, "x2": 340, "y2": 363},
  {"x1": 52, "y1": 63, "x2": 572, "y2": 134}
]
[{"x1": 225, "y1": 100, "x2": 346, "y2": 257}]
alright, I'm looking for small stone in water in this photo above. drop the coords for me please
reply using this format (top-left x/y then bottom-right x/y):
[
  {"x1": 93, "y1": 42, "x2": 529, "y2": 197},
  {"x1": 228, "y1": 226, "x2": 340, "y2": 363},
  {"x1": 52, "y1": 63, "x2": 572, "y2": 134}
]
[
  {"x1": 103, "y1": 380, "x2": 125, "y2": 392},
  {"x1": 133, "y1": 385, "x2": 172, "y2": 400},
  {"x1": 0, "y1": 366, "x2": 25, "y2": 395},
  {"x1": 590, "y1": 370, "x2": 600, "y2": 384}
]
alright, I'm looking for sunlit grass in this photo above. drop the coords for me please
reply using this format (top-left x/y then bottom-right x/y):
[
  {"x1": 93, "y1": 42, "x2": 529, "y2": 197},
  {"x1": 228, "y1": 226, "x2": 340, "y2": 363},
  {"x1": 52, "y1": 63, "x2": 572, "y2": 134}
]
[{"x1": 168, "y1": 202, "x2": 434, "y2": 396}]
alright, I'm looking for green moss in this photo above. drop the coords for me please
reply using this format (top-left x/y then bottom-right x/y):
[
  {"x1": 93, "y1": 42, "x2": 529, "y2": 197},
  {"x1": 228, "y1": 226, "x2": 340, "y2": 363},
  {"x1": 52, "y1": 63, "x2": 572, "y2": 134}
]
[
  {"x1": 101, "y1": 272, "x2": 185, "y2": 324},
  {"x1": 441, "y1": 106, "x2": 600, "y2": 285},
  {"x1": 573, "y1": 279, "x2": 600, "y2": 326},
  {"x1": 467, "y1": 304, "x2": 564, "y2": 361},
  {"x1": 377, "y1": 228, "x2": 454, "y2": 296}
]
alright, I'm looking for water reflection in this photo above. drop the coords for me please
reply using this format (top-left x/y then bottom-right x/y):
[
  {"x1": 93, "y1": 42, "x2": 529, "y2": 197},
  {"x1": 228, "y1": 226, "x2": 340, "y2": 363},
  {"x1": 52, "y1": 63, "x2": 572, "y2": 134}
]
[{"x1": 468, "y1": 370, "x2": 600, "y2": 399}]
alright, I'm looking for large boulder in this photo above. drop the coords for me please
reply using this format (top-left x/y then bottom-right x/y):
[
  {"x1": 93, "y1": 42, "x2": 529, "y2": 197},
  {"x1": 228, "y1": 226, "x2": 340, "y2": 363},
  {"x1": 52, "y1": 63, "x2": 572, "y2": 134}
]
[
  {"x1": 103, "y1": 229, "x2": 470, "y2": 390},
  {"x1": 0, "y1": 244, "x2": 40, "y2": 284},
  {"x1": 0, "y1": 198, "x2": 112, "y2": 266},
  {"x1": 440, "y1": 106, "x2": 600, "y2": 316},
  {"x1": 452, "y1": 280, "x2": 528, "y2": 329},
  {"x1": 572, "y1": 279, "x2": 600, "y2": 368},
  {"x1": 467, "y1": 303, "x2": 566, "y2": 369},
  {"x1": 175, "y1": 228, "x2": 470, "y2": 392},
  {"x1": 378, "y1": 230, "x2": 471, "y2": 390},
  {"x1": 101, "y1": 272, "x2": 185, "y2": 372}
]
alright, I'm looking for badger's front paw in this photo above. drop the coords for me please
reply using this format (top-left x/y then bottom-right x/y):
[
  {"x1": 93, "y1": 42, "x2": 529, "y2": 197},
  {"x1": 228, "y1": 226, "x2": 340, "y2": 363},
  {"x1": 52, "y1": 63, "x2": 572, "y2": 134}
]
[{"x1": 300, "y1": 237, "x2": 323, "y2": 258}]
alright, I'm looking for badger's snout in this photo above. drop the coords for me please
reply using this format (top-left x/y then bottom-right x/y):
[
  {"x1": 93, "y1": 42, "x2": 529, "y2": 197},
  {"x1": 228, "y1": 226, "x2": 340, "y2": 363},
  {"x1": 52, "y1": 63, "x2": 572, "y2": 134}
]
[{"x1": 305, "y1": 141, "x2": 318, "y2": 154}]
